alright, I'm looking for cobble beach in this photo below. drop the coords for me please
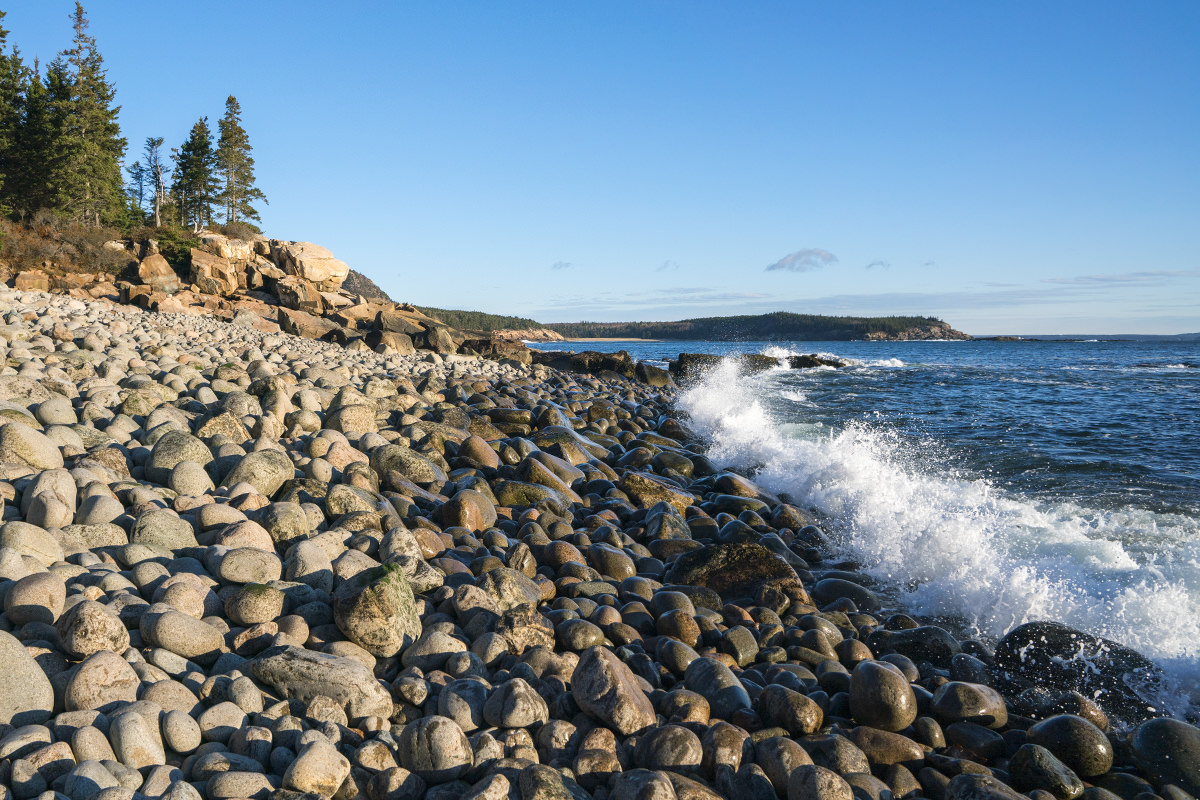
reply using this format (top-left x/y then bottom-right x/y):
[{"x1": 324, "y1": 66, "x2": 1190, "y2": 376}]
[{"x1": 0, "y1": 288, "x2": 1197, "y2": 800}]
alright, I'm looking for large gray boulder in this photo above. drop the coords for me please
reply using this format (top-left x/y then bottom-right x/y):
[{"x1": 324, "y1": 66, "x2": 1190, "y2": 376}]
[
  {"x1": 0, "y1": 630, "x2": 54, "y2": 726},
  {"x1": 0, "y1": 421, "x2": 63, "y2": 470},
  {"x1": 332, "y1": 564, "x2": 421, "y2": 658},
  {"x1": 250, "y1": 645, "x2": 394, "y2": 720}
]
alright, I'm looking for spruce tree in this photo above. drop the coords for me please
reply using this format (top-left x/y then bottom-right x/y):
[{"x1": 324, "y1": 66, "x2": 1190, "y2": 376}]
[
  {"x1": 11, "y1": 61, "x2": 62, "y2": 219},
  {"x1": 0, "y1": 12, "x2": 24, "y2": 213},
  {"x1": 54, "y1": 2, "x2": 126, "y2": 227},
  {"x1": 172, "y1": 117, "x2": 217, "y2": 231},
  {"x1": 126, "y1": 159, "x2": 146, "y2": 218},
  {"x1": 215, "y1": 95, "x2": 266, "y2": 225}
]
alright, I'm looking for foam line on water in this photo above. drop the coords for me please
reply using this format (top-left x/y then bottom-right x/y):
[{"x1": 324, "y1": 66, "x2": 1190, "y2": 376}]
[{"x1": 680, "y1": 358, "x2": 1200, "y2": 710}]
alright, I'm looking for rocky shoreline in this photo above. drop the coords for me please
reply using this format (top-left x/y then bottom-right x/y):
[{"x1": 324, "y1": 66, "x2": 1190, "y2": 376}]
[{"x1": 0, "y1": 288, "x2": 1196, "y2": 800}]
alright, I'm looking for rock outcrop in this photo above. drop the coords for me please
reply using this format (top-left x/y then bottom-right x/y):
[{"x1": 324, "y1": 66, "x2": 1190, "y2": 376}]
[{"x1": 492, "y1": 327, "x2": 566, "y2": 342}]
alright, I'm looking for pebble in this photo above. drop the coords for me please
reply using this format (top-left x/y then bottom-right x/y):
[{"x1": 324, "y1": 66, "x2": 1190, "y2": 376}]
[
  {"x1": 573, "y1": 645, "x2": 657, "y2": 735},
  {"x1": 931, "y1": 680, "x2": 1009, "y2": 728},
  {"x1": 1129, "y1": 718, "x2": 1200, "y2": 796},
  {"x1": 64, "y1": 650, "x2": 140, "y2": 712},
  {"x1": 1025, "y1": 714, "x2": 1113, "y2": 778},
  {"x1": 109, "y1": 710, "x2": 166, "y2": 769},
  {"x1": 849, "y1": 660, "x2": 918, "y2": 731},
  {"x1": 397, "y1": 715, "x2": 473, "y2": 783},
  {"x1": 1009, "y1": 743, "x2": 1085, "y2": 799},
  {"x1": 284, "y1": 738, "x2": 352, "y2": 795}
]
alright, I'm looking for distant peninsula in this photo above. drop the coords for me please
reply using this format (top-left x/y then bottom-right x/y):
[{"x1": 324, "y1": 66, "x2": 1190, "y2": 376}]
[{"x1": 542, "y1": 312, "x2": 970, "y2": 342}]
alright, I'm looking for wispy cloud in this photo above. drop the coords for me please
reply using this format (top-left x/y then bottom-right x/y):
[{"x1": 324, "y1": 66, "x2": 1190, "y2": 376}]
[
  {"x1": 658, "y1": 260, "x2": 680, "y2": 272},
  {"x1": 551, "y1": 261, "x2": 573, "y2": 271},
  {"x1": 865, "y1": 260, "x2": 891, "y2": 270},
  {"x1": 765, "y1": 248, "x2": 838, "y2": 273},
  {"x1": 1042, "y1": 270, "x2": 1198, "y2": 286},
  {"x1": 921, "y1": 260, "x2": 937, "y2": 268}
]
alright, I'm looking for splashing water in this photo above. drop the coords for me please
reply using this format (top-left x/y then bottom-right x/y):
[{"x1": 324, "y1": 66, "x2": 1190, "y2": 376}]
[{"x1": 679, "y1": 358, "x2": 1200, "y2": 711}]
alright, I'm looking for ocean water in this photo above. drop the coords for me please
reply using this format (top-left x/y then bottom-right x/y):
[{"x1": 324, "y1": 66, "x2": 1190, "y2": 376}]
[{"x1": 535, "y1": 338, "x2": 1200, "y2": 710}]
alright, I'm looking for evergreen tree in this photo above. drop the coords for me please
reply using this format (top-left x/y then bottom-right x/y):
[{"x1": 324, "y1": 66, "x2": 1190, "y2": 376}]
[
  {"x1": 0, "y1": 12, "x2": 25, "y2": 213},
  {"x1": 172, "y1": 117, "x2": 217, "y2": 231},
  {"x1": 10, "y1": 61, "x2": 62, "y2": 219},
  {"x1": 125, "y1": 159, "x2": 146, "y2": 218},
  {"x1": 53, "y1": 2, "x2": 126, "y2": 227},
  {"x1": 215, "y1": 95, "x2": 266, "y2": 225}
]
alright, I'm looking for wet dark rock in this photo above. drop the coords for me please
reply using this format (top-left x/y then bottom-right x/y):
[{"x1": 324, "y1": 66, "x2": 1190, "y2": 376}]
[
  {"x1": 1025, "y1": 715, "x2": 1113, "y2": 778},
  {"x1": 849, "y1": 661, "x2": 918, "y2": 732},
  {"x1": 757, "y1": 684, "x2": 823, "y2": 736},
  {"x1": 846, "y1": 726, "x2": 926, "y2": 773},
  {"x1": 755, "y1": 736, "x2": 814, "y2": 796},
  {"x1": 684, "y1": 657, "x2": 752, "y2": 720},
  {"x1": 866, "y1": 625, "x2": 962, "y2": 669},
  {"x1": 993, "y1": 621, "x2": 1162, "y2": 722},
  {"x1": 1128, "y1": 718, "x2": 1200, "y2": 796},
  {"x1": 1009, "y1": 743, "x2": 1085, "y2": 800},
  {"x1": 664, "y1": 543, "x2": 808, "y2": 605},
  {"x1": 813, "y1": 577, "x2": 881, "y2": 612},
  {"x1": 946, "y1": 774, "x2": 1031, "y2": 800},
  {"x1": 931, "y1": 681, "x2": 1009, "y2": 729}
]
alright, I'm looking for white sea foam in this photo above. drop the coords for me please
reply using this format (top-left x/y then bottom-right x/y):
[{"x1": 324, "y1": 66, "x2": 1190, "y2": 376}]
[
  {"x1": 758, "y1": 345, "x2": 905, "y2": 370},
  {"x1": 760, "y1": 345, "x2": 799, "y2": 360},
  {"x1": 680, "y1": 358, "x2": 1200, "y2": 712}
]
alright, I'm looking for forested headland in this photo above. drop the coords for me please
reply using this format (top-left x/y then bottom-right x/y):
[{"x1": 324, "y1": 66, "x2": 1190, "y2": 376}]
[
  {"x1": 416, "y1": 307, "x2": 542, "y2": 333},
  {"x1": 545, "y1": 312, "x2": 970, "y2": 341}
]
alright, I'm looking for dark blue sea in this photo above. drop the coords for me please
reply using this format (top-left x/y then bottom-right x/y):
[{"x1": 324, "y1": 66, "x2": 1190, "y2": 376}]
[{"x1": 535, "y1": 338, "x2": 1200, "y2": 708}]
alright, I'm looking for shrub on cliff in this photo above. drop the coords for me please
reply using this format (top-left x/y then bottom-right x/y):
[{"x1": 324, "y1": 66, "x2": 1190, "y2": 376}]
[{"x1": 0, "y1": 216, "x2": 129, "y2": 275}]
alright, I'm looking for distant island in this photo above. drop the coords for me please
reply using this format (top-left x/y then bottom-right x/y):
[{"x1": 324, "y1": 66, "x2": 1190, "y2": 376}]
[
  {"x1": 542, "y1": 312, "x2": 970, "y2": 342},
  {"x1": 407, "y1": 309, "x2": 971, "y2": 343}
]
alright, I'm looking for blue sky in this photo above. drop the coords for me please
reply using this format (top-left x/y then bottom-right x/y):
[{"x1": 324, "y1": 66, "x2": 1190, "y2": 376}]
[{"x1": 5, "y1": 1, "x2": 1198, "y2": 334}]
